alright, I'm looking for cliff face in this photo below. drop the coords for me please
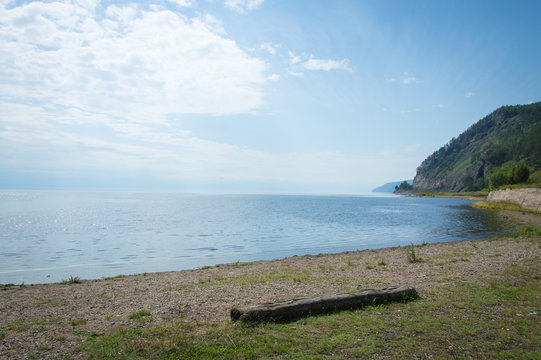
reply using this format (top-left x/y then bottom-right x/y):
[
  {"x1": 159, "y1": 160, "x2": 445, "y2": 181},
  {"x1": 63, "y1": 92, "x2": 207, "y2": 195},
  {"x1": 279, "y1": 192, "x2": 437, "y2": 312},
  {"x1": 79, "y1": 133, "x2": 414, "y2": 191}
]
[{"x1": 412, "y1": 102, "x2": 541, "y2": 192}]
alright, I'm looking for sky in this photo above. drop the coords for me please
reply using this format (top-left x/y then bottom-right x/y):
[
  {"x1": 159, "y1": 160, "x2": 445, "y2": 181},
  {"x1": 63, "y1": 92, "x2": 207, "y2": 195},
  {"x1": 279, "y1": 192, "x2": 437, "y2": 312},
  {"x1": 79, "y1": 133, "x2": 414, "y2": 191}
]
[{"x1": 1, "y1": 0, "x2": 540, "y2": 194}]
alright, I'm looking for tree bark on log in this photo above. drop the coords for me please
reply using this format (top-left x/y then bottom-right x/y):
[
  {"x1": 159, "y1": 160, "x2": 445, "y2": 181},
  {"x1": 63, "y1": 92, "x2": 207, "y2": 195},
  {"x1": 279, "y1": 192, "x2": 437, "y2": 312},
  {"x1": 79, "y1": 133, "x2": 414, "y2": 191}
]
[{"x1": 231, "y1": 285, "x2": 417, "y2": 323}]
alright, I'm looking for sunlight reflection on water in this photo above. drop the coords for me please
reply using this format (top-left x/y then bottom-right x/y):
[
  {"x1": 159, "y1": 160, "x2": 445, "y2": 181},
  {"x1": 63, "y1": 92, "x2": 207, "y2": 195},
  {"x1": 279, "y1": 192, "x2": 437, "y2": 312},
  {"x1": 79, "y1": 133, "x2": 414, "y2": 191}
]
[{"x1": 0, "y1": 191, "x2": 537, "y2": 284}]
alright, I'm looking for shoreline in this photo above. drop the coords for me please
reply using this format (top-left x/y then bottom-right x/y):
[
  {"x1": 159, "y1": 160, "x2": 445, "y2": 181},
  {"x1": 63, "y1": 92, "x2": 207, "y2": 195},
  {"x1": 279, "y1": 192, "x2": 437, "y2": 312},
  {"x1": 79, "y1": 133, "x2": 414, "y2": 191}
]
[{"x1": 1, "y1": 234, "x2": 540, "y2": 359}]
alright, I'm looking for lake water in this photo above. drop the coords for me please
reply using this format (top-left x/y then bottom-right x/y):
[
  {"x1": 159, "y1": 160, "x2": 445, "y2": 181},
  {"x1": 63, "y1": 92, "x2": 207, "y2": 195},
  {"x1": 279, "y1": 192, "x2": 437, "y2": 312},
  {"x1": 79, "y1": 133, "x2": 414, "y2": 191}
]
[{"x1": 0, "y1": 190, "x2": 530, "y2": 284}]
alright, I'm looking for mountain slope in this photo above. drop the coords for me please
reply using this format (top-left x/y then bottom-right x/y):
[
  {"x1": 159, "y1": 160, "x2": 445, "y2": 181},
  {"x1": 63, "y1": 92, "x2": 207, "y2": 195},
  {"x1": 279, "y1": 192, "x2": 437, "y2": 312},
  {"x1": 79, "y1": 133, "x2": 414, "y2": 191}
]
[{"x1": 413, "y1": 102, "x2": 541, "y2": 192}]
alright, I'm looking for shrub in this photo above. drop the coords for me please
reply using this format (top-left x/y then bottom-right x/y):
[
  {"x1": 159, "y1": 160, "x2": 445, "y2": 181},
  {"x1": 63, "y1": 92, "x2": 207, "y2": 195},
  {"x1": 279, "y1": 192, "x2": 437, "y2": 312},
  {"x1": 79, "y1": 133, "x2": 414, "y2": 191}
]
[
  {"x1": 406, "y1": 244, "x2": 423, "y2": 263},
  {"x1": 61, "y1": 276, "x2": 81, "y2": 285},
  {"x1": 528, "y1": 169, "x2": 541, "y2": 184},
  {"x1": 488, "y1": 161, "x2": 531, "y2": 189}
]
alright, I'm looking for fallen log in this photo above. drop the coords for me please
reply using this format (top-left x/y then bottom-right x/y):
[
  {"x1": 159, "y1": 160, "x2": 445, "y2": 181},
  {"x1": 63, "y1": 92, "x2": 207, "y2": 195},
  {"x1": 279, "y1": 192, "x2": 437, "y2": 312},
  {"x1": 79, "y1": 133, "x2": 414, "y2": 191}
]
[{"x1": 231, "y1": 285, "x2": 417, "y2": 323}]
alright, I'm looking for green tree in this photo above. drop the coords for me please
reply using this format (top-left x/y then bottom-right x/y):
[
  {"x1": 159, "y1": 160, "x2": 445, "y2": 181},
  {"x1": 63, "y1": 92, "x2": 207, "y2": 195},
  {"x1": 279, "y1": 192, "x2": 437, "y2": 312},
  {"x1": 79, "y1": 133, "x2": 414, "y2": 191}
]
[
  {"x1": 488, "y1": 161, "x2": 530, "y2": 189},
  {"x1": 511, "y1": 163, "x2": 530, "y2": 184},
  {"x1": 488, "y1": 167, "x2": 509, "y2": 189},
  {"x1": 397, "y1": 181, "x2": 413, "y2": 191}
]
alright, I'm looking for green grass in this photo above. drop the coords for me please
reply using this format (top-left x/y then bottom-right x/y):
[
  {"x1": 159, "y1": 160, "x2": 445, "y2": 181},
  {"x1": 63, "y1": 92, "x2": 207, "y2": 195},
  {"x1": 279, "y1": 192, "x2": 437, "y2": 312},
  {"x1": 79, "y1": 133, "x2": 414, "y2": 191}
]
[
  {"x1": 33, "y1": 298, "x2": 65, "y2": 307},
  {"x1": 416, "y1": 190, "x2": 488, "y2": 199},
  {"x1": 104, "y1": 275, "x2": 127, "y2": 280},
  {"x1": 61, "y1": 276, "x2": 81, "y2": 284},
  {"x1": 128, "y1": 310, "x2": 153, "y2": 323},
  {"x1": 406, "y1": 244, "x2": 424, "y2": 263},
  {"x1": 496, "y1": 183, "x2": 541, "y2": 190},
  {"x1": 512, "y1": 225, "x2": 541, "y2": 238},
  {"x1": 226, "y1": 268, "x2": 320, "y2": 285},
  {"x1": 472, "y1": 201, "x2": 541, "y2": 214},
  {"x1": 71, "y1": 318, "x2": 88, "y2": 326},
  {"x1": 81, "y1": 256, "x2": 541, "y2": 359},
  {"x1": 8, "y1": 317, "x2": 60, "y2": 332}
]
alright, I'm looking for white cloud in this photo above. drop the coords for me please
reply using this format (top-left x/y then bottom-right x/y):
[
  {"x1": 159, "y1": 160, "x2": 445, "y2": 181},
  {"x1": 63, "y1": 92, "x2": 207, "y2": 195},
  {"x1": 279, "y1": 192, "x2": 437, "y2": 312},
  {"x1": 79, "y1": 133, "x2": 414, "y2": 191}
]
[
  {"x1": 465, "y1": 92, "x2": 475, "y2": 98},
  {"x1": 401, "y1": 72, "x2": 417, "y2": 84},
  {"x1": 399, "y1": 108, "x2": 420, "y2": 114},
  {"x1": 261, "y1": 42, "x2": 278, "y2": 54},
  {"x1": 225, "y1": 0, "x2": 263, "y2": 13},
  {"x1": 168, "y1": 0, "x2": 194, "y2": 7},
  {"x1": 288, "y1": 51, "x2": 302, "y2": 65},
  {"x1": 288, "y1": 70, "x2": 304, "y2": 77},
  {"x1": 0, "y1": 1, "x2": 268, "y2": 120},
  {"x1": 303, "y1": 56, "x2": 352, "y2": 72},
  {"x1": 195, "y1": 13, "x2": 226, "y2": 35}
]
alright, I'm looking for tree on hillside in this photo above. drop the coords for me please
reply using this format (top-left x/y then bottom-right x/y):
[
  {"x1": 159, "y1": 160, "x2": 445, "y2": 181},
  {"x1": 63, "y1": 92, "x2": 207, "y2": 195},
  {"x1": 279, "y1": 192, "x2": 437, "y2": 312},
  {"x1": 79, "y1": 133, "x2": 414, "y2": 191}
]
[
  {"x1": 488, "y1": 161, "x2": 530, "y2": 189},
  {"x1": 395, "y1": 181, "x2": 413, "y2": 192}
]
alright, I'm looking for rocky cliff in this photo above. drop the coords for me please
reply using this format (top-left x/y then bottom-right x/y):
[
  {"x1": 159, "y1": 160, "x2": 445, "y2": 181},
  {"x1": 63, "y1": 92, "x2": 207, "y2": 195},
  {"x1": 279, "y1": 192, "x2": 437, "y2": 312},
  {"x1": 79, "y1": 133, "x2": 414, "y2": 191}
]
[{"x1": 412, "y1": 102, "x2": 541, "y2": 192}]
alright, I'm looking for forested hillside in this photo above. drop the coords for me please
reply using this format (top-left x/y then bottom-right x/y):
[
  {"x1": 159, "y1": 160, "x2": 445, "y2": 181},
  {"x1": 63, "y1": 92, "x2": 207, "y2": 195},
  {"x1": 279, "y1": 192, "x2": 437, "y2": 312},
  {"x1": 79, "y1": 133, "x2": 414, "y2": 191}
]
[{"x1": 413, "y1": 102, "x2": 541, "y2": 192}]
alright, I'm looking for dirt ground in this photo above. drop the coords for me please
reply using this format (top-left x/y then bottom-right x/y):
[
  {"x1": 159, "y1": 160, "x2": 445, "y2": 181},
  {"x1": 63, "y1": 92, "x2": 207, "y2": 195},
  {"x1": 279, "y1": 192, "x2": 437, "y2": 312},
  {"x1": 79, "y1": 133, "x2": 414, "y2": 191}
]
[{"x1": 1, "y1": 234, "x2": 539, "y2": 359}]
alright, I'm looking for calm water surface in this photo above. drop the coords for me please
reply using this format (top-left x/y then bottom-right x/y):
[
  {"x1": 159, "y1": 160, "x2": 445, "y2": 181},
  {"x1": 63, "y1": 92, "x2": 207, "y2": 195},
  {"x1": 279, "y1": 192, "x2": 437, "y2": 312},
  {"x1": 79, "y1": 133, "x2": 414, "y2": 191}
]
[{"x1": 0, "y1": 191, "x2": 530, "y2": 284}]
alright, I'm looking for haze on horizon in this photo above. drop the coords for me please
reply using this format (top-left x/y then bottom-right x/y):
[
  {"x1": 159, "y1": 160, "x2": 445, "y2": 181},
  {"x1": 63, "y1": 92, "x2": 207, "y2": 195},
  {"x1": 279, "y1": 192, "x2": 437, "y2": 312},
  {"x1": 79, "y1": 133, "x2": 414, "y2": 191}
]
[{"x1": 1, "y1": 0, "x2": 540, "y2": 194}]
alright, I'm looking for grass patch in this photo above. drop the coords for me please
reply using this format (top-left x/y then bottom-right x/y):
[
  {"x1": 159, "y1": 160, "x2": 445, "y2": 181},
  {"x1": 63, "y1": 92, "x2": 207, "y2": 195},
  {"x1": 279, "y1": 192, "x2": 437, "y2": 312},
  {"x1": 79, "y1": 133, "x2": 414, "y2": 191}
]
[
  {"x1": 406, "y1": 244, "x2": 424, "y2": 263},
  {"x1": 8, "y1": 317, "x2": 60, "y2": 332},
  {"x1": 128, "y1": 310, "x2": 152, "y2": 323},
  {"x1": 416, "y1": 191, "x2": 488, "y2": 200},
  {"x1": 496, "y1": 183, "x2": 541, "y2": 190},
  {"x1": 233, "y1": 261, "x2": 251, "y2": 268},
  {"x1": 81, "y1": 257, "x2": 541, "y2": 359},
  {"x1": 104, "y1": 274, "x2": 127, "y2": 281},
  {"x1": 472, "y1": 201, "x2": 541, "y2": 215},
  {"x1": 512, "y1": 225, "x2": 541, "y2": 238},
  {"x1": 226, "y1": 268, "x2": 317, "y2": 285},
  {"x1": 71, "y1": 318, "x2": 88, "y2": 326},
  {"x1": 61, "y1": 276, "x2": 81, "y2": 285},
  {"x1": 33, "y1": 298, "x2": 64, "y2": 308}
]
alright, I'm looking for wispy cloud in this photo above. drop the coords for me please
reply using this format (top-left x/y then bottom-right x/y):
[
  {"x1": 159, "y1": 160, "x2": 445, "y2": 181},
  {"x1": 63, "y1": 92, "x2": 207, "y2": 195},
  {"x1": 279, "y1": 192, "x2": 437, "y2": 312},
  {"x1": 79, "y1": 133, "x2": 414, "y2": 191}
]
[
  {"x1": 197, "y1": 13, "x2": 226, "y2": 35},
  {"x1": 225, "y1": 0, "x2": 264, "y2": 13},
  {"x1": 303, "y1": 56, "x2": 352, "y2": 72},
  {"x1": 168, "y1": 0, "x2": 194, "y2": 7},
  {"x1": 399, "y1": 108, "x2": 421, "y2": 114},
  {"x1": 261, "y1": 42, "x2": 279, "y2": 54},
  {"x1": 401, "y1": 72, "x2": 418, "y2": 84},
  {"x1": 465, "y1": 92, "x2": 475, "y2": 98},
  {"x1": 288, "y1": 51, "x2": 302, "y2": 65},
  {"x1": 287, "y1": 70, "x2": 305, "y2": 77}
]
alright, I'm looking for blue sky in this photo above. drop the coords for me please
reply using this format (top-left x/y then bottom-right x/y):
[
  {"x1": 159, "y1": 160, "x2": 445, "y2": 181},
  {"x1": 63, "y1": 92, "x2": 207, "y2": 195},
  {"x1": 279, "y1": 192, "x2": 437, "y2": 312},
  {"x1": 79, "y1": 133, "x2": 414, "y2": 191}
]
[{"x1": 1, "y1": 0, "x2": 540, "y2": 193}]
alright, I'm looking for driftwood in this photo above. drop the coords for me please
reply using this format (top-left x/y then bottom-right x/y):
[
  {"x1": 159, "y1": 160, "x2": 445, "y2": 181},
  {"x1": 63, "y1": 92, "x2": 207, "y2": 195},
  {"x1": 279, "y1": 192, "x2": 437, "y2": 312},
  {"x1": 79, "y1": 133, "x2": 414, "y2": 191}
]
[{"x1": 231, "y1": 285, "x2": 417, "y2": 323}]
